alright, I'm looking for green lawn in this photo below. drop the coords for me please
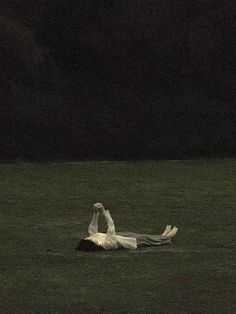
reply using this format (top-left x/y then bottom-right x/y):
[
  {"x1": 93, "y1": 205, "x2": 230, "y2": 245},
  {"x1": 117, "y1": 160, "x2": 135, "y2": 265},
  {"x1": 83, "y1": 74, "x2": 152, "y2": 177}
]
[{"x1": 0, "y1": 160, "x2": 235, "y2": 313}]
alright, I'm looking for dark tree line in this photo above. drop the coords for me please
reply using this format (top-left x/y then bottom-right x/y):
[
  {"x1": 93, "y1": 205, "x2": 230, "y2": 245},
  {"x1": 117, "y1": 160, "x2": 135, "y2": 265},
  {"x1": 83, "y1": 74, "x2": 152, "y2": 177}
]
[{"x1": 0, "y1": 0, "x2": 235, "y2": 161}]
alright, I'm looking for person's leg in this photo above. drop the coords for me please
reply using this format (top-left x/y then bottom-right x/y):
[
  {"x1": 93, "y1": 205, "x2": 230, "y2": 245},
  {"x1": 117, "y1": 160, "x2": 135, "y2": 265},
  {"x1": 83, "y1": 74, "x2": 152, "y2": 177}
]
[
  {"x1": 116, "y1": 226, "x2": 178, "y2": 247},
  {"x1": 116, "y1": 231, "x2": 171, "y2": 247}
]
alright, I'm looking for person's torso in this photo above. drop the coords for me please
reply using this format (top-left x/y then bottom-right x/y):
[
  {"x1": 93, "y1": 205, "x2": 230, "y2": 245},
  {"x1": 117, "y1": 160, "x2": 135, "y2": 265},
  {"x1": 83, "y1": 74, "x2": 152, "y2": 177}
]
[
  {"x1": 86, "y1": 233, "x2": 137, "y2": 250},
  {"x1": 86, "y1": 233, "x2": 118, "y2": 250}
]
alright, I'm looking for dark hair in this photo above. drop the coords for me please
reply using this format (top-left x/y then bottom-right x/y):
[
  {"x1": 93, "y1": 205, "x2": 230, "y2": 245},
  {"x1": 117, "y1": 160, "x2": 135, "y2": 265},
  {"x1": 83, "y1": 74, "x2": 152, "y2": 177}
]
[{"x1": 75, "y1": 239, "x2": 105, "y2": 252}]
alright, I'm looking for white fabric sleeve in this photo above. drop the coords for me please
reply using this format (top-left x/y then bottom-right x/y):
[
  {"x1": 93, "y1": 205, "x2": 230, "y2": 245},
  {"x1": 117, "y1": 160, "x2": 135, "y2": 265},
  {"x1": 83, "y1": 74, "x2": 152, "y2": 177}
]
[
  {"x1": 88, "y1": 212, "x2": 99, "y2": 235},
  {"x1": 102, "y1": 209, "x2": 116, "y2": 236}
]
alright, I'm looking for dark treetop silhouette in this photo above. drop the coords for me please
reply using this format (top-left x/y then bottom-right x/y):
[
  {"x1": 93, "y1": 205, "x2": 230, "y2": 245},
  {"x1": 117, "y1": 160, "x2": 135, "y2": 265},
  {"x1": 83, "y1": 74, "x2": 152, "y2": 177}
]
[{"x1": 1, "y1": 1, "x2": 235, "y2": 161}]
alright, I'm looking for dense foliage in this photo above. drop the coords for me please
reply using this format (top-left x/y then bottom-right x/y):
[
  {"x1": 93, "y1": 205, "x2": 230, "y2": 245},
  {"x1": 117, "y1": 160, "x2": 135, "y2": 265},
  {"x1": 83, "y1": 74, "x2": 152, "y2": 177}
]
[{"x1": 0, "y1": 1, "x2": 235, "y2": 160}]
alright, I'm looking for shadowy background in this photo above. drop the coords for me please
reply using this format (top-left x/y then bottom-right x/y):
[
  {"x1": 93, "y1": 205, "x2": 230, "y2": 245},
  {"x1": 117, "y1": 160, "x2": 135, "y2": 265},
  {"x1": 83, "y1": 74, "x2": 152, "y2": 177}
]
[{"x1": 0, "y1": 0, "x2": 235, "y2": 161}]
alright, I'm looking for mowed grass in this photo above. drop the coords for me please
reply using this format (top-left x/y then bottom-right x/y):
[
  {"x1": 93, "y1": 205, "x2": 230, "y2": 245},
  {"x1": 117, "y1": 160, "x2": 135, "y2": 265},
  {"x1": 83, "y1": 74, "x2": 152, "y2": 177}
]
[{"x1": 0, "y1": 160, "x2": 235, "y2": 313}]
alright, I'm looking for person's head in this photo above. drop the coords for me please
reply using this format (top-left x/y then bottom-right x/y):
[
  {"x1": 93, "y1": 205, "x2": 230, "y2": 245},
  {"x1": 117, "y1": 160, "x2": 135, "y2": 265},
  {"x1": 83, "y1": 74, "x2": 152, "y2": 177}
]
[{"x1": 75, "y1": 239, "x2": 104, "y2": 252}]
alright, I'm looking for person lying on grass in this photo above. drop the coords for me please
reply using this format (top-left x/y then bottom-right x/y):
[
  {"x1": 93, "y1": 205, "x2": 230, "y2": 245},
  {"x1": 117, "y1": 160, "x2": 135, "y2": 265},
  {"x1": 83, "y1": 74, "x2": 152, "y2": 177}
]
[{"x1": 76, "y1": 203, "x2": 178, "y2": 251}]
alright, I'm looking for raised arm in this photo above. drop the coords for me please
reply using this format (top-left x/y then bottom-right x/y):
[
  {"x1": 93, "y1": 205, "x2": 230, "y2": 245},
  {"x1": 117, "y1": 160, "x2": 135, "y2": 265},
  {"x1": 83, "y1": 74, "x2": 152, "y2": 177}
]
[
  {"x1": 102, "y1": 209, "x2": 116, "y2": 236},
  {"x1": 88, "y1": 210, "x2": 99, "y2": 235},
  {"x1": 93, "y1": 203, "x2": 116, "y2": 236}
]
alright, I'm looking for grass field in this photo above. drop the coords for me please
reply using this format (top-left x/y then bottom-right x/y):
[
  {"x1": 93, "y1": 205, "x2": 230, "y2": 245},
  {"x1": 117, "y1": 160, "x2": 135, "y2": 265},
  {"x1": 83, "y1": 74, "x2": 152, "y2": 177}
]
[{"x1": 0, "y1": 160, "x2": 235, "y2": 313}]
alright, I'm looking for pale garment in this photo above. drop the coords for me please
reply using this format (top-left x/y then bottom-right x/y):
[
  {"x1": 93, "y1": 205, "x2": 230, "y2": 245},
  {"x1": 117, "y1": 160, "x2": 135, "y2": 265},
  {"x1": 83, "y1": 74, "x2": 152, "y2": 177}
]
[
  {"x1": 86, "y1": 209, "x2": 137, "y2": 249},
  {"x1": 85, "y1": 209, "x2": 177, "y2": 250}
]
